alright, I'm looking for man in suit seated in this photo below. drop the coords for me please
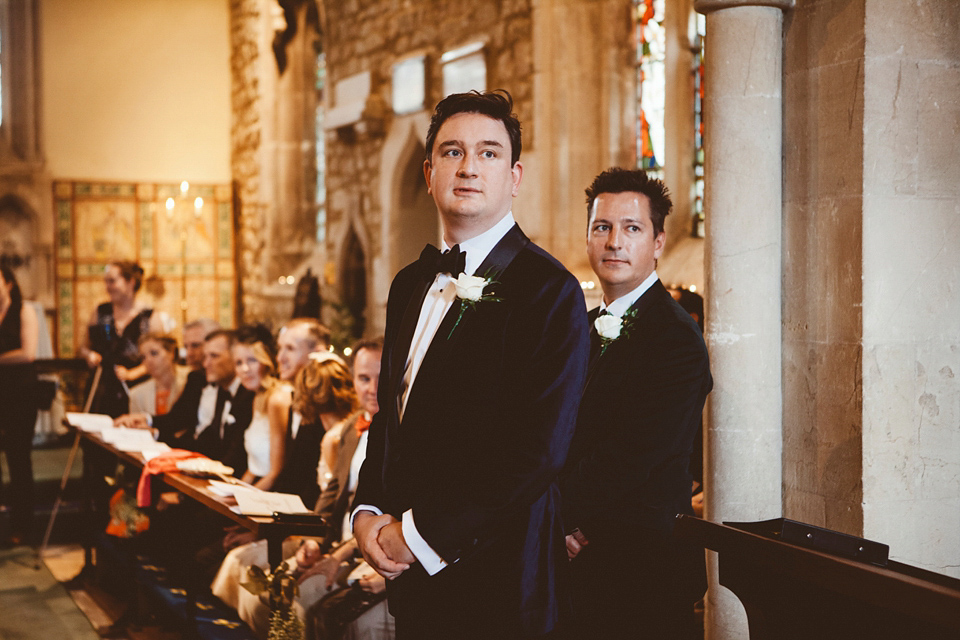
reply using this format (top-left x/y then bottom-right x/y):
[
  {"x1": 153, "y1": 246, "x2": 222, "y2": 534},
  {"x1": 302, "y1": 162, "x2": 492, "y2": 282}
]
[
  {"x1": 116, "y1": 329, "x2": 253, "y2": 476},
  {"x1": 560, "y1": 168, "x2": 713, "y2": 638}
]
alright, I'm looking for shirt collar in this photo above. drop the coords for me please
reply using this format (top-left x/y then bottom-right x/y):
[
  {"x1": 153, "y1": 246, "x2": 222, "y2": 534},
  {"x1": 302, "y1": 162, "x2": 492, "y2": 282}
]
[
  {"x1": 441, "y1": 212, "x2": 516, "y2": 277},
  {"x1": 225, "y1": 376, "x2": 243, "y2": 397},
  {"x1": 600, "y1": 270, "x2": 659, "y2": 317}
]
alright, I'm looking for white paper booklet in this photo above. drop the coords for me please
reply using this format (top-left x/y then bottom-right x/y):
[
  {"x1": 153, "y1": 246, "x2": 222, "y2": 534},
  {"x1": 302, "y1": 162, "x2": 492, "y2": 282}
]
[
  {"x1": 65, "y1": 412, "x2": 114, "y2": 432},
  {"x1": 233, "y1": 490, "x2": 309, "y2": 516}
]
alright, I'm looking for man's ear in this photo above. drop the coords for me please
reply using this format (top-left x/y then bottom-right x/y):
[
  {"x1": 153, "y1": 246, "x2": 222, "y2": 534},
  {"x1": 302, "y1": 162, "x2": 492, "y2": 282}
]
[
  {"x1": 653, "y1": 231, "x2": 666, "y2": 260},
  {"x1": 423, "y1": 159, "x2": 433, "y2": 194},
  {"x1": 511, "y1": 161, "x2": 523, "y2": 197}
]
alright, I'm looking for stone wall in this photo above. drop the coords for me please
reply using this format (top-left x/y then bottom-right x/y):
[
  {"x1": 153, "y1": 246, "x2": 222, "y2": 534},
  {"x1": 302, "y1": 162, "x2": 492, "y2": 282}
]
[
  {"x1": 229, "y1": 0, "x2": 267, "y2": 322},
  {"x1": 860, "y1": 0, "x2": 960, "y2": 576},
  {"x1": 782, "y1": 0, "x2": 960, "y2": 577},
  {"x1": 782, "y1": 0, "x2": 865, "y2": 536}
]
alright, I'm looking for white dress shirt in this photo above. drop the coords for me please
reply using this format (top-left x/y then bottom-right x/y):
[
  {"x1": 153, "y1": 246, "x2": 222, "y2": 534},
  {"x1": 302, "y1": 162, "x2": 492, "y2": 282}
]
[
  {"x1": 599, "y1": 270, "x2": 659, "y2": 317},
  {"x1": 195, "y1": 376, "x2": 243, "y2": 438},
  {"x1": 354, "y1": 212, "x2": 517, "y2": 576}
]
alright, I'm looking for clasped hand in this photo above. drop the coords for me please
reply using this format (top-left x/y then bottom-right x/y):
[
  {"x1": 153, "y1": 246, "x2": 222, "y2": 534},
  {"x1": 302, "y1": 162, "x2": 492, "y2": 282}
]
[{"x1": 353, "y1": 512, "x2": 415, "y2": 580}]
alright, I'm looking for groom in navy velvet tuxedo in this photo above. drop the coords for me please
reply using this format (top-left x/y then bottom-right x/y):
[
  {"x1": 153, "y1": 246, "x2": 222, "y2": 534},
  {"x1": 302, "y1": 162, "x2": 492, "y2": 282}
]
[
  {"x1": 351, "y1": 90, "x2": 589, "y2": 639},
  {"x1": 560, "y1": 168, "x2": 712, "y2": 638}
]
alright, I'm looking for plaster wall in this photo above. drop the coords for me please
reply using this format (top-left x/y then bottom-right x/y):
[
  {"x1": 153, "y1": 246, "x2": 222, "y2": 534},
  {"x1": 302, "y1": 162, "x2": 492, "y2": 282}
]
[
  {"x1": 40, "y1": 0, "x2": 231, "y2": 183},
  {"x1": 860, "y1": 0, "x2": 960, "y2": 576},
  {"x1": 782, "y1": 0, "x2": 865, "y2": 536}
]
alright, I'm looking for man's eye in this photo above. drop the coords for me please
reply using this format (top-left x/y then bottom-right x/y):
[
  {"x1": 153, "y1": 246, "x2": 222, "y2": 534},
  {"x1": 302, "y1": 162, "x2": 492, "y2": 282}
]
[
  {"x1": 627, "y1": 225, "x2": 640, "y2": 232},
  {"x1": 443, "y1": 149, "x2": 462, "y2": 157},
  {"x1": 481, "y1": 150, "x2": 495, "y2": 158}
]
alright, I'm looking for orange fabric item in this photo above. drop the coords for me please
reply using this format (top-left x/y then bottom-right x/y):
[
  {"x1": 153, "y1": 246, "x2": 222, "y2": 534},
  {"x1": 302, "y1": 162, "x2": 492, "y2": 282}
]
[
  {"x1": 136, "y1": 449, "x2": 207, "y2": 507},
  {"x1": 355, "y1": 414, "x2": 372, "y2": 436},
  {"x1": 155, "y1": 389, "x2": 171, "y2": 415}
]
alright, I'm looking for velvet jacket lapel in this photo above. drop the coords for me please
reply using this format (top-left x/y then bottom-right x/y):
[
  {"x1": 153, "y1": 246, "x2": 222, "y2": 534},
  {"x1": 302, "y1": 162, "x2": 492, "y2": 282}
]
[{"x1": 398, "y1": 224, "x2": 530, "y2": 425}]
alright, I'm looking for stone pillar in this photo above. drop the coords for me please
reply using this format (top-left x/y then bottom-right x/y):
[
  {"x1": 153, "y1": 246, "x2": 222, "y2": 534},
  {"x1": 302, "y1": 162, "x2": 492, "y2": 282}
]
[{"x1": 694, "y1": 1, "x2": 793, "y2": 638}]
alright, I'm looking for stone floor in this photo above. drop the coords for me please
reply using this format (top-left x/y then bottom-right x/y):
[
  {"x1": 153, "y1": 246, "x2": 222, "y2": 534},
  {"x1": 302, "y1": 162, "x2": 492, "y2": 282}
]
[{"x1": 0, "y1": 439, "x2": 180, "y2": 640}]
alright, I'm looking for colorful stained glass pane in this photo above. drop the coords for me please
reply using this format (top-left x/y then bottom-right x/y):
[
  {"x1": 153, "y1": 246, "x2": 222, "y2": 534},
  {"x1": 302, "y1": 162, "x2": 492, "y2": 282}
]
[{"x1": 635, "y1": 0, "x2": 665, "y2": 175}]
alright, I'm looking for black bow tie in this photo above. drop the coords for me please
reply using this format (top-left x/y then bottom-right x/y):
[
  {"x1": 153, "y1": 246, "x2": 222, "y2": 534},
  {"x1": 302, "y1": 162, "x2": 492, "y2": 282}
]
[{"x1": 419, "y1": 244, "x2": 466, "y2": 277}]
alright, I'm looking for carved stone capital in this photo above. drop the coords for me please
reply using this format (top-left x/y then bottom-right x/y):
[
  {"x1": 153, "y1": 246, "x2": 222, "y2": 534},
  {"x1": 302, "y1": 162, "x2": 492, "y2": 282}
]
[{"x1": 695, "y1": 0, "x2": 794, "y2": 14}]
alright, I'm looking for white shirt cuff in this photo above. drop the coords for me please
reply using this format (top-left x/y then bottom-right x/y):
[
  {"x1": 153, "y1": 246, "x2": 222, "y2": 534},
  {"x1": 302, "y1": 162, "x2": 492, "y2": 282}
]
[
  {"x1": 401, "y1": 509, "x2": 448, "y2": 575},
  {"x1": 350, "y1": 504, "x2": 383, "y2": 531}
]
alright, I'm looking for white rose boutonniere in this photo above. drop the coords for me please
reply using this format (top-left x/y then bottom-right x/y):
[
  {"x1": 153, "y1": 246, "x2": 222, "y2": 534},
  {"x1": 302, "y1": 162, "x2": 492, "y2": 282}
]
[
  {"x1": 448, "y1": 271, "x2": 502, "y2": 339},
  {"x1": 594, "y1": 314, "x2": 623, "y2": 340},
  {"x1": 594, "y1": 308, "x2": 637, "y2": 356},
  {"x1": 451, "y1": 273, "x2": 487, "y2": 302}
]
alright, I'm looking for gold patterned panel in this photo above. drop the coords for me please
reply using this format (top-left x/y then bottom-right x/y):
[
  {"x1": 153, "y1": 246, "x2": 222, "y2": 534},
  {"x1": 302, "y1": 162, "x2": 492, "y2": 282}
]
[{"x1": 53, "y1": 180, "x2": 237, "y2": 356}]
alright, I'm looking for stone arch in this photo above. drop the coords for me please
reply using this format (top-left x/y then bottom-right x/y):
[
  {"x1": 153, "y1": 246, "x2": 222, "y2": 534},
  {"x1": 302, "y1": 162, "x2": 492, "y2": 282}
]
[
  {"x1": 370, "y1": 113, "x2": 434, "y2": 333},
  {"x1": 338, "y1": 224, "x2": 367, "y2": 339},
  {"x1": 382, "y1": 115, "x2": 437, "y2": 276}
]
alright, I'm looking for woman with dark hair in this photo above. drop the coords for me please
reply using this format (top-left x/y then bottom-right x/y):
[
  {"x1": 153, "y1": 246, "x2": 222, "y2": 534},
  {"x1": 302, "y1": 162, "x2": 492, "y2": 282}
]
[
  {"x1": 0, "y1": 265, "x2": 39, "y2": 546},
  {"x1": 79, "y1": 260, "x2": 172, "y2": 417}
]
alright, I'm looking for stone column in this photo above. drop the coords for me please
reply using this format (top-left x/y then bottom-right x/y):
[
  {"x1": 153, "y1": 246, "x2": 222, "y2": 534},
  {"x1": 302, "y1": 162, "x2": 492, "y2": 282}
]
[{"x1": 694, "y1": 1, "x2": 793, "y2": 638}]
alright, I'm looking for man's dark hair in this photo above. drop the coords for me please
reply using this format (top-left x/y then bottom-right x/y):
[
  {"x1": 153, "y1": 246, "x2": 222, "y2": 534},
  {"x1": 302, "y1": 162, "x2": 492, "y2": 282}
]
[
  {"x1": 584, "y1": 167, "x2": 672, "y2": 237},
  {"x1": 424, "y1": 90, "x2": 522, "y2": 166}
]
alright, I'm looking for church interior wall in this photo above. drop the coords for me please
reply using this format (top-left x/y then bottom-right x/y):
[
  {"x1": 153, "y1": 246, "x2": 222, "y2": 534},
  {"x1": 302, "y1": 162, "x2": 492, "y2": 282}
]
[
  {"x1": 859, "y1": 0, "x2": 959, "y2": 576},
  {"x1": 40, "y1": 0, "x2": 232, "y2": 183},
  {"x1": 782, "y1": 0, "x2": 959, "y2": 578},
  {"x1": 782, "y1": 0, "x2": 866, "y2": 539}
]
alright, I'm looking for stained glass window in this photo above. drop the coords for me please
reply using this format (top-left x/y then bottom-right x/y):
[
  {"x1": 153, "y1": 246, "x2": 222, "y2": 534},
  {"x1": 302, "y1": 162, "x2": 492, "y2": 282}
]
[
  {"x1": 692, "y1": 13, "x2": 705, "y2": 238},
  {"x1": 315, "y1": 51, "x2": 326, "y2": 243},
  {"x1": 635, "y1": 0, "x2": 665, "y2": 176}
]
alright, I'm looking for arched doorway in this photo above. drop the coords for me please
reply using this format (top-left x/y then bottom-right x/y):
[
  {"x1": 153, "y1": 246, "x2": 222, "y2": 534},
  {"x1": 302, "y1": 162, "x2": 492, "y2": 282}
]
[
  {"x1": 340, "y1": 225, "x2": 367, "y2": 339},
  {"x1": 391, "y1": 140, "x2": 437, "y2": 279}
]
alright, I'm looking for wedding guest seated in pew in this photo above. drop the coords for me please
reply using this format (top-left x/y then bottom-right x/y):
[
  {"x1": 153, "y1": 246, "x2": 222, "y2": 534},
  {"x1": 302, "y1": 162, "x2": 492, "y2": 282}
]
[
  {"x1": 182, "y1": 317, "x2": 220, "y2": 370},
  {"x1": 128, "y1": 333, "x2": 190, "y2": 416},
  {"x1": 115, "y1": 329, "x2": 253, "y2": 476},
  {"x1": 211, "y1": 340, "x2": 380, "y2": 639},
  {"x1": 271, "y1": 350, "x2": 351, "y2": 508},
  {"x1": 233, "y1": 325, "x2": 291, "y2": 491}
]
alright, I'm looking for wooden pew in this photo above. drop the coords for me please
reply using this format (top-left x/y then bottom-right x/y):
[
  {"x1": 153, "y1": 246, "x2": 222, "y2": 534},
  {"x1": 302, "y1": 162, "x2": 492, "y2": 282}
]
[{"x1": 674, "y1": 515, "x2": 960, "y2": 640}]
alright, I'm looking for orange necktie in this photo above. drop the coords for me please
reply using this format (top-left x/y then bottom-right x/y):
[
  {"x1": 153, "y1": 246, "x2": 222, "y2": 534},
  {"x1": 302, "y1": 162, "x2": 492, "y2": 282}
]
[{"x1": 355, "y1": 414, "x2": 372, "y2": 436}]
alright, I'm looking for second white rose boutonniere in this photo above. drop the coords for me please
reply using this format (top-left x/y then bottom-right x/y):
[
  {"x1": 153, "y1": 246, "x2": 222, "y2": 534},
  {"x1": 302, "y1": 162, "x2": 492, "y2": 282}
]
[
  {"x1": 594, "y1": 308, "x2": 637, "y2": 356},
  {"x1": 448, "y1": 272, "x2": 502, "y2": 339}
]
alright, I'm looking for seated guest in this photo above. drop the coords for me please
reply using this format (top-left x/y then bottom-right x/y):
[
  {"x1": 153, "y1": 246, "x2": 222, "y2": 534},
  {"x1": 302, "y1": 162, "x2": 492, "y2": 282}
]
[
  {"x1": 273, "y1": 356, "x2": 355, "y2": 509},
  {"x1": 128, "y1": 333, "x2": 190, "y2": 416},
  {"x1": 233, "y1": 325, "x2": 291, "y2": 491},
  {"x1": 182, "y1": 317, "x2": 220, "y2": 370},
  {"x1": 212, "y1": 338, "x2": 388, "y2": 640},
  {"x1": 116, "y1": 329, "x2": 253, "y2": 476}
]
